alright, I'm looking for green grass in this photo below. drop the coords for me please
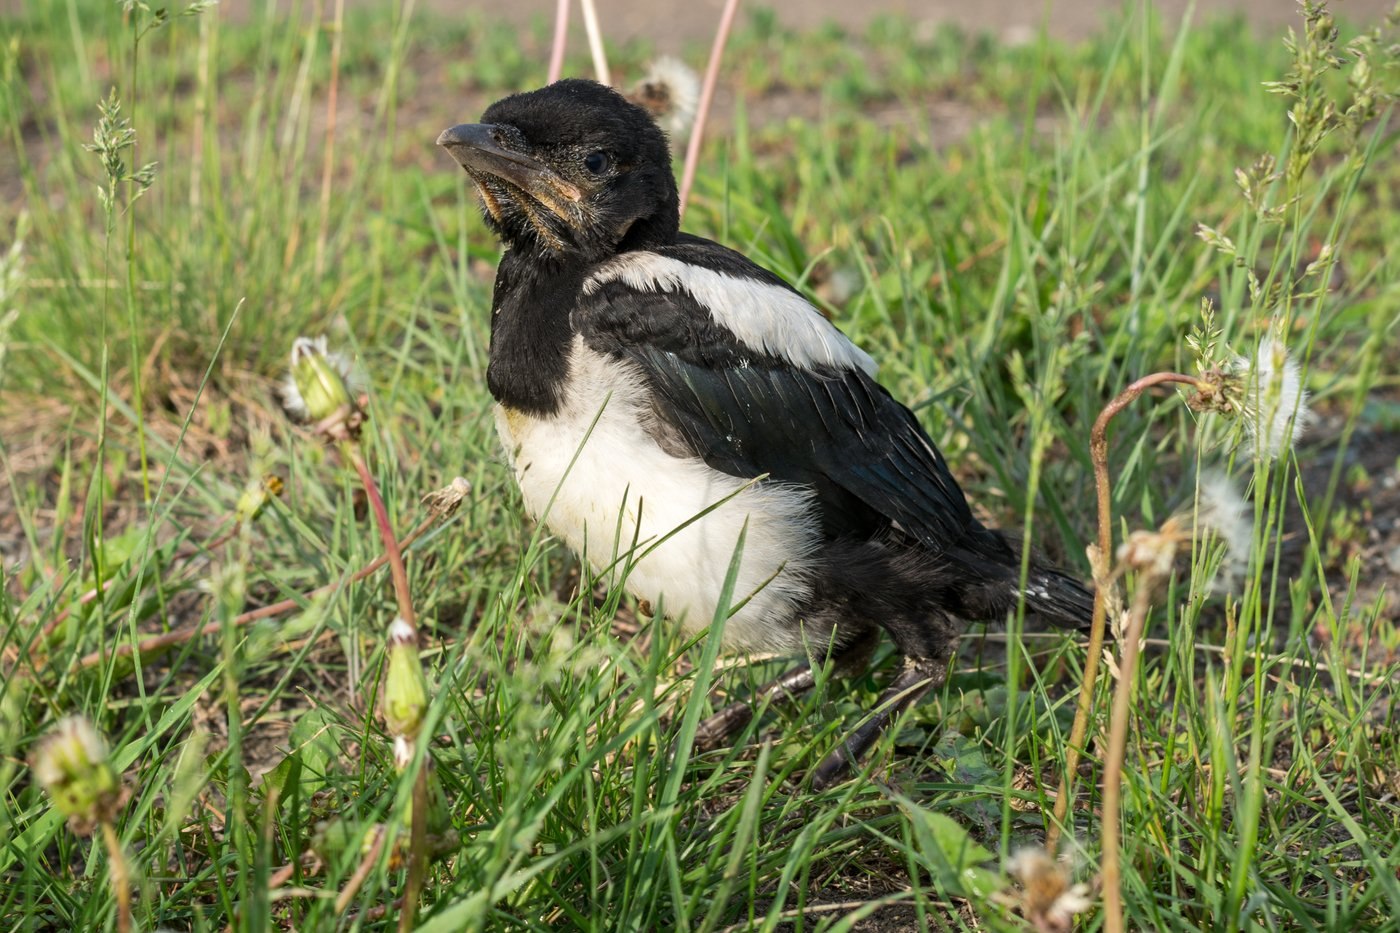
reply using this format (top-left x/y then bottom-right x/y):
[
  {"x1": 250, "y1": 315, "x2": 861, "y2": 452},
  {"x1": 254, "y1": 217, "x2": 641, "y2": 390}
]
[{"x1": 2, "y1": 0, "x2": 1399, "y2": 929}]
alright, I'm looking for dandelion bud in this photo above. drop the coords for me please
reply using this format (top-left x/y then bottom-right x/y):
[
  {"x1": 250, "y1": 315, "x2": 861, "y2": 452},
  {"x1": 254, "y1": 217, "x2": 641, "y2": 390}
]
[
  {"x1": 235, "y1": 474, "x2": 283, "y2": 525},
  {"x1": 282, "y1": 336, "x2": 363, "y2": 440},
  {"x1": 30, "y1": 716, "x2": 123, "y2": 835},
  {"x1": 382, "y1": 618, "x2": 428, "y2": 739}
]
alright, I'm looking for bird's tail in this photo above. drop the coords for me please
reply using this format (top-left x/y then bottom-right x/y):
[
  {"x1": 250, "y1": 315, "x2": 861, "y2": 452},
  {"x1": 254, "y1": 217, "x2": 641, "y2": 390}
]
[
  {"x1": 948, "y1": 529, "x2": 1094, "y2": 631},
  {"x1": 1017, "y1": 566, "x2": 1095, "y2": 630}
]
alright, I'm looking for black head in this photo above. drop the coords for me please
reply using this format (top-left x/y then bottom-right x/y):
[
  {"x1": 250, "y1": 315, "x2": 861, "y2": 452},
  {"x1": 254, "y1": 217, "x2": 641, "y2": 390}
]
[{"x1": 438, "y1": 79, "x2": 680, "y2": 264}]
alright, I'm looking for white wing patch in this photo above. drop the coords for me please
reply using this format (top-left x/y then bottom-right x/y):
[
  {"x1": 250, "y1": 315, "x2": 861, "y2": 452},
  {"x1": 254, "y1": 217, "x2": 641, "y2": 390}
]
[{"x1": 583, "y1": 251, "x2": 878, "y2": 376}]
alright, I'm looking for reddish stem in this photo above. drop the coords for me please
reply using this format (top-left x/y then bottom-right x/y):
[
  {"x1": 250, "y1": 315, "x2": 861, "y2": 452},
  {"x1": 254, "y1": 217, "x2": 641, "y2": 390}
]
[
  {"x1": 546, "y1": 0, "x2": 569, "y2": 84},
  {"x1": 678, "y1": 0, "x2": 741, "y2": 219},
  {"x1": 348, "y1": 447, "x2": 416, "y2": 627},
  {"x1": 1046, "y1": 372, "x2": 1202, "y2": 849}
]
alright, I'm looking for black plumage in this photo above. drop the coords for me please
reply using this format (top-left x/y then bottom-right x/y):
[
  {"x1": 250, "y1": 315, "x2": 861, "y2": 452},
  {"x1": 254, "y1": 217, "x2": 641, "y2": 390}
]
[{"x1": 438, "y1": 79, "x2": 1092, "y2": 787}]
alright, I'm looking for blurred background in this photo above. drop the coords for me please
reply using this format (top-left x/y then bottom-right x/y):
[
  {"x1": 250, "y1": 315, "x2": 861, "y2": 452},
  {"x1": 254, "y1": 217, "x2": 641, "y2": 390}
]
[{"x1": 201, "y1": 0, "x2": 1399, "y2": 46}]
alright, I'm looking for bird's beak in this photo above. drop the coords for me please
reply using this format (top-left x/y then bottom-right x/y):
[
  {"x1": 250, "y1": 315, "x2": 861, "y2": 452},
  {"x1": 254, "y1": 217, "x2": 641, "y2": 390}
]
[{"x1": 436, "y1": 123, "x2": 582, "y2": 206}]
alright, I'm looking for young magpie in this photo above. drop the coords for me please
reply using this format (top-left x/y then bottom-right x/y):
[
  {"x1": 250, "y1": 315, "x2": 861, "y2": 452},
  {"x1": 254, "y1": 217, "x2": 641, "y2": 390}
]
[{"x1": 438, "y1": 79, "x2": 1093, "y2": 787}]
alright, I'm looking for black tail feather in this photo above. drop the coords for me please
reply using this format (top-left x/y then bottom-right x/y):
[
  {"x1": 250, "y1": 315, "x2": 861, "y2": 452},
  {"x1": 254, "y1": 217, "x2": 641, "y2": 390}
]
[
  {"x1": 1021, "y1": 567, "x2": 1095, "y2": 630},
  {"x1": 947, "y1": 529, "x2": 1094, "y2": 631}
]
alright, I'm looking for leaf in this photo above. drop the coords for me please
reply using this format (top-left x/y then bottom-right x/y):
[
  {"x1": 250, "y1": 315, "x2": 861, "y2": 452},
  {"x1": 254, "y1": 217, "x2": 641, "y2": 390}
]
[{"x1": 892, "y1": 792, "x2": 1005, "y2": 902}]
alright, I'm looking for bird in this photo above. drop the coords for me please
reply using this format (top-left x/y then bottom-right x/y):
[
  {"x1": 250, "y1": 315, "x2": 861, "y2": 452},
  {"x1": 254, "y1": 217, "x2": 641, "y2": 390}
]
[{"x1": 437, "y1": 79, "x2": 1093, "y2": 788}]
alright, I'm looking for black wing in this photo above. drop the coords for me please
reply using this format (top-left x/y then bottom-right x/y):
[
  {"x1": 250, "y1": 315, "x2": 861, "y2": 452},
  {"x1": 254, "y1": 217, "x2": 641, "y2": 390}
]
[{"x1": 577, "y1": 241, "x2": 975, "y2": 552}]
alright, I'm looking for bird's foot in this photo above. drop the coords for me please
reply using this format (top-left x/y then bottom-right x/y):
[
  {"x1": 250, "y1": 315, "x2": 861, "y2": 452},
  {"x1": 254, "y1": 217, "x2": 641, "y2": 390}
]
[
  {"x1": 807, "y1": 655, "x2": 945, "y2": 790},
  {"x1": 693, "y1": 702, "x2": 756, "y2": 753}
]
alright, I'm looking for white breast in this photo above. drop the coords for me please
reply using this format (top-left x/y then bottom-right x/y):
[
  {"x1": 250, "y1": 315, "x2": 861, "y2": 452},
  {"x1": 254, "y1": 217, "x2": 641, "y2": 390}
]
[{"x1": 495, "y1": 338, "x2": 822, "y2": 653}]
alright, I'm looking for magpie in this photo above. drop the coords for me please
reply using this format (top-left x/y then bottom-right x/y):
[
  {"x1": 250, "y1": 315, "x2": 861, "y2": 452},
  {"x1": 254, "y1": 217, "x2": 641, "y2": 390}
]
[{"x1": 438, "y1": 79, "x2": 1092, "y2": 787}]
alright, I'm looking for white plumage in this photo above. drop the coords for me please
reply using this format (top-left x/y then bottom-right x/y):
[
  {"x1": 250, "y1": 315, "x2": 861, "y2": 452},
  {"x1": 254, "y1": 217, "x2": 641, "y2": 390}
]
[
  {"x1": 495, "y1": 337, "x2": 828, "y2": 652},
  {"x1": 583, "y1": 252, "x2": 877, "y2": 376}
]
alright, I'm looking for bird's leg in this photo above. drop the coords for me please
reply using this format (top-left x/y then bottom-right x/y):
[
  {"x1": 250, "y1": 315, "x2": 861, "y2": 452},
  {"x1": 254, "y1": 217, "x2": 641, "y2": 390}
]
[
  {"x1": 692, "y1": 634, "x2": 877, "y2": 753},
  {"x1": 692, "y1": 662, "x2": 817, "y2": 752},
  {"x1": 810, "y1": 653, "x2": 948, "y2": 790}
]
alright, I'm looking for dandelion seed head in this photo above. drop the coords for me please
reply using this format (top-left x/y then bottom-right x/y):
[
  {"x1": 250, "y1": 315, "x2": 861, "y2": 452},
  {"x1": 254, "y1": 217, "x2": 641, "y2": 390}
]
[
  {"x1": 1230, "y1": 336, "x2": 1313, "y2": 461},
  {"x1": 630, "y1": 56, "x2": 701, "y2": 136},
  {"x1": 1196, "y1": 471, "x2": 1252, "y2": 591},
  {"x1": 1005, "y1": 847, "x2": 1094, "y2": 933}
]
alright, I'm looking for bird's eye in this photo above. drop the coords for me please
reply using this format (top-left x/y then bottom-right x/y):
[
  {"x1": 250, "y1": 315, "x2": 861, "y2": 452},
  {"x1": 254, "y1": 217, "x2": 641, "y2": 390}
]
[{"x1": 583, "y1": 151, "x2": 611, "y2": 175}]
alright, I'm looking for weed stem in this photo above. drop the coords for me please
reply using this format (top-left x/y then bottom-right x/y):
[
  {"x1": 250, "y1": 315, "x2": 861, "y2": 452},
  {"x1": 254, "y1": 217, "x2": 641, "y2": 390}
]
[
  {"x1": 678, "y1": 0, "x2": 741, "y2": 218},
  {"x1": 100, "y1": 819, "x2": 132, "y2": 933},
  {"x1": 1047, "y1": 371, "x2": 1203, "y2": 848},
  {"x1": 347, "y1": 446, "x2": 416, "y2": 627}
]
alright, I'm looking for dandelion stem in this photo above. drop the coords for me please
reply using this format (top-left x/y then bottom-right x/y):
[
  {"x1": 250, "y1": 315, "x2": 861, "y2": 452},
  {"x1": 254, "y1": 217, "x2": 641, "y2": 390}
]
[
  {"x1": 1100, "y1": 573, "x2": 1155, "y2": 933},
  {"x1": 678, "y1": 0, "x2": 741, "y2": 219},
  {"x1": 347, "y1": 446, "x2": 416, "y2": 627},
  {"x1": 578, "y1": 0, "x2": 610, "y2": 86},
  {"x1": 546, "y1": 0, "x2": 569, "y2": 84},
  {"x1": 100, "y1": 819, "x2": 132, "y2": 933},
  {"x1": 1047, "y1": 371, "x2": 1203, "y2": 849},
  {"x1": 399, "y1": 765, "x2": 430, "y2": 932}
]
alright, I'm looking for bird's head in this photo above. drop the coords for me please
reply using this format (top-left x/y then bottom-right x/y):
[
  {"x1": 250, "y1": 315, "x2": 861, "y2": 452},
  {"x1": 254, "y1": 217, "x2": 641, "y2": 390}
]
[{"x1": 438, "y1": 79, "x2": 679, "y2": 264}]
